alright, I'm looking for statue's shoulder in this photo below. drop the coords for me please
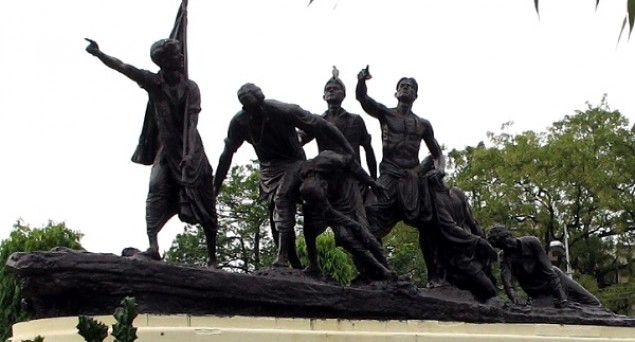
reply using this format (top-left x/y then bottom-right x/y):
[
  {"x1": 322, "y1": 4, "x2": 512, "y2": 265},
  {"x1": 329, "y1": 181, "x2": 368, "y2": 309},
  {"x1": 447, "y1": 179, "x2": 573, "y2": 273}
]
[
  {"x1": 520, "y1": 236, "x2": 541, "y2": 244},
  {"x1": 186, "y1": 79, "x2": 200, "y2": 90},
  {"x1": 341, "y1": 109, "x2": 362, "y2": 119},
  {"x1": 229, "y1": 109, "x2": 249, "y2": 126},
  {"x1": 520, "y1": 236, "x2": 544, "y2": 251},
  {"x1": 414, "y1": 113, "x2": 430, "y2": 123},
  {"x1": 349, "y1": 111, "x2": 366, "y2": 124},
  {"x1": 264, "y1": 99, "x2": 305, "y2": 116},
  {"x1": 141, "y1": 71, "x2": 161, "y2": 88},
  {"x1": 415, "y1": 115, "x2": 434, "y2": 130}
]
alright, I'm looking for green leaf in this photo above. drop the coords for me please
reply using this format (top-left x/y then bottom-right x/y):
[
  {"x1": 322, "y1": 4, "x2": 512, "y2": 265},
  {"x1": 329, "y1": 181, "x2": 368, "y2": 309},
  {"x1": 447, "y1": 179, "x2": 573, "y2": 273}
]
[
  {"x1": 77, "y1": 316, "x2": 108, "y2": 342},
  {"x1": 0, "y1": 220, "x2": 83, "y2": 341},
  {"x1": 628, "y1": 0, "x2": 635, "y2": 39},
  {"x1": 111, "y1": 297, "x2": 138, "y2": 342},
  {"x1": 618, "y1": 15, "x2": 628, "y2": 44},
  {"x1": 21, "y1": 336, "x2": 44, "y2": 342},
  {"x1": 165, "y1": 161, "x2": 275, "y2": 272}
]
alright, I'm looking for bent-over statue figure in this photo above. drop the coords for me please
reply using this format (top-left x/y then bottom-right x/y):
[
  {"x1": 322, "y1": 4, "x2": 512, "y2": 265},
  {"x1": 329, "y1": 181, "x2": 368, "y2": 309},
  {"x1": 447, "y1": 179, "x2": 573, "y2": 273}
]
[
  {"x1": 418, "y1": 156, "x2": 497, "y2": 300},
  {"x1": 487, "y1": 224, "x2": 601, "y2": 308},
  {"x1": 299, "y1": 150, "x2": 393, "y2": 280},
  {"x1": 215, "y1": 83, "x2": 355, "y2": 268}
]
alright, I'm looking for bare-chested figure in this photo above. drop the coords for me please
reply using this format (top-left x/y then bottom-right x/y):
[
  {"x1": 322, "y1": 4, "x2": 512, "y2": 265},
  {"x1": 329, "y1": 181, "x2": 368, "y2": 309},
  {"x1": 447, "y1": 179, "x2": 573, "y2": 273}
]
[{"x1": 356, "y1": 66, "x2": 446, "y2": 286}]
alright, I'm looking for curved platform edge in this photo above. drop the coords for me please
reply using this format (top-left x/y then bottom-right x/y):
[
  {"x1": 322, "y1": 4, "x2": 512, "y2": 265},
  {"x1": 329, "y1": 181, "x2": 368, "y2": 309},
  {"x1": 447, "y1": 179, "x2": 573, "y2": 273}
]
[{"x1": 11, "y1": 314, "x2": 635, "y2": 342}]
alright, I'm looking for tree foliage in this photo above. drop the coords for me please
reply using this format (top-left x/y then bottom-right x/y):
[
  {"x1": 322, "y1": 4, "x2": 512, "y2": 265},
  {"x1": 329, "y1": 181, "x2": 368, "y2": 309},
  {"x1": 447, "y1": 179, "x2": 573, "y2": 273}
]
[
  {"x1": 76, "y1": 297, "x2": 138, "y2": 342},
  {"x1": 296, "y1": 231, "x2": 356, "y2": 285},
  {"x1": 165, "y1": 162, "x2": 276, "y2": 271},
  {"x1": 165, "y1": 162, "x2": 360, "y2": 284},
  {"x1": 383, "y1": 222, "x2": 428, "y2": 287},
  {"x1": 448, "y1": 97, "x2": 635, "y2": 311},
  {"x1": 0, "y1": 220, "x2": 83, "y2": 341}
]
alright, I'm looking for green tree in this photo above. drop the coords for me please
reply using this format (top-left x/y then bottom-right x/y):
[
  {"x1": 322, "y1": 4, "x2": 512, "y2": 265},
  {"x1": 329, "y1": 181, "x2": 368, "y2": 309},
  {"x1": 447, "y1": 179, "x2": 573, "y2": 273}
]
[
  {"x1": 448, "y1": 97, "x2": 635, "y2": 292},
  {"x1": 597, "y1": 281, "x2": 635, "y2": 315},
  {"x1": 165, "y1": 162, "x2": 276, "y2": 271},
  {"x1": 383, "y1": 222, "x2": 427, "y2": 287},
  {"x1": 165, "y1": 162, "x2": 361, "y2": 284},
  {"x1": 0, "y1": 220, "x2": 83, "y2": 341}
]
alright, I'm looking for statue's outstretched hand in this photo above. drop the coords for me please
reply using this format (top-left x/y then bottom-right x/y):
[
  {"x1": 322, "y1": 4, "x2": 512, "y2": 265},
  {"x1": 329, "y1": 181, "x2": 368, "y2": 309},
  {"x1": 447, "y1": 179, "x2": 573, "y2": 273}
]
[
  {"x1": 357, "y1": 65, "x2": 372, "y2": 81},
  {"x1": 85, "y1": 38, "x2": 100, "y2": 56}
]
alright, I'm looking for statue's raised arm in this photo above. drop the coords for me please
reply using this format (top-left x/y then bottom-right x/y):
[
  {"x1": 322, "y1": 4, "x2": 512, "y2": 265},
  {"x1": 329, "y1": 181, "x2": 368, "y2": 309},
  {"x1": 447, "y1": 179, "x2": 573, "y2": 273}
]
[
  {"x1": 85, "y1": 38, "x2": 150, "y2": 87},
  {"x1": 355, "y1": 65, "x2": 391, "y2": 120}
]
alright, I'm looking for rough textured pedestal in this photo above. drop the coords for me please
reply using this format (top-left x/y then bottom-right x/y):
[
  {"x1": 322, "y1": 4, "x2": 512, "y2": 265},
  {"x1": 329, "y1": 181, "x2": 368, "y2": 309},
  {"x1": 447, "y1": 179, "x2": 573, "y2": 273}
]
[{"x1": 7, "y1": 250, "x2": 635, "y2": 328}]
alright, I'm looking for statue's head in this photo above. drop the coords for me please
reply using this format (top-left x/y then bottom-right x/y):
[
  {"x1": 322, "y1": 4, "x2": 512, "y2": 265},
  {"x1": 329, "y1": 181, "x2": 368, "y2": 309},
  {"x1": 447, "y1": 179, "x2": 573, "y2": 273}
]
[
  {"x1": 323, "y1": 77, "x2": 346, "y2": 105},
  {"x1": 150, "y1": 39, "x2": 183, "y2": 70},
  {"x1": 395, "y1": 77, "x2": 418, "y2": 103},
  {"x1": 486, "y1": 224, "x2": 516, "y2": 250},
  {"x1": 237, "y1": 83, "x2": 265, "y2": 109}
]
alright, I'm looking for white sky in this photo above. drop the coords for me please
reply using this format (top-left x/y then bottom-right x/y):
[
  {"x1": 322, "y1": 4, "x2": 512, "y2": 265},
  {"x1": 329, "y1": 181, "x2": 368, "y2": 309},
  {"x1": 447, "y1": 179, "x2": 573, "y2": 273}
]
[{"x1": 1, "y1": 0, "x2": 634, "y2": 255}]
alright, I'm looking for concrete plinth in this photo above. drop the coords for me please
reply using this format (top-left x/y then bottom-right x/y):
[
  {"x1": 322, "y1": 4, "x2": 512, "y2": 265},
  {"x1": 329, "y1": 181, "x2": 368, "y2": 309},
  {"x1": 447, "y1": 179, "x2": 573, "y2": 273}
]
[{"x1": 11, "y1": 315, "x2": 635, "y2": 342}]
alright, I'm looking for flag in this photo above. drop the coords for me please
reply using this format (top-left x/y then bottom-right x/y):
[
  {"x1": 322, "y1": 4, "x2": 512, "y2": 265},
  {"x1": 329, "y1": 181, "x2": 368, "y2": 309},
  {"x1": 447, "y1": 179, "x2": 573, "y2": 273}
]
[
  {"x1": 170, "y1": 0, "x2": 188, "y2": 78},
  {"x1": 131, "y1": 0, "x2": 189, "y2": 165}
]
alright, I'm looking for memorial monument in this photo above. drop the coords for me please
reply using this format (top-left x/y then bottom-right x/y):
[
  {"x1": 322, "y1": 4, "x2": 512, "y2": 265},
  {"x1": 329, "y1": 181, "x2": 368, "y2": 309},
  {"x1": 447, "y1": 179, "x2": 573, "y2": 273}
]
[{"x1": 6, "y1": 1, "x2": 635, "y2": 341}]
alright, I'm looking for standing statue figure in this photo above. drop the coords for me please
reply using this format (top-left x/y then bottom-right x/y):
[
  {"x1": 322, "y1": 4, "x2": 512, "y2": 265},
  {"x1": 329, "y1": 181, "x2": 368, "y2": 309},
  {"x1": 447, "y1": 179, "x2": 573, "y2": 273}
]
[
  {"x1": 355, "y1": 66, "x2": 446, "y2": 286},
  {"x1": 215, "y1": 83, "x2": 355, "y2": 268},
  {"x1": 85, "y1": 38, "x2": 219, "y2": 268},
  {"x1": 300, "y1": 66, "x2": 377, "y2": 180},
  {"x1": 486, "y1": 224, "x2": 601, "y2": 307}
]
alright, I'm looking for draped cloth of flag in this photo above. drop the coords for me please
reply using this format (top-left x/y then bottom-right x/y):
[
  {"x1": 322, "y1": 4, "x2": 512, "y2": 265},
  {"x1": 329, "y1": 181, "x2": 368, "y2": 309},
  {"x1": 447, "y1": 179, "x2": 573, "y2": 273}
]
[{"x1": 131, "y1": 0, "x2": 189, "y2": 165}]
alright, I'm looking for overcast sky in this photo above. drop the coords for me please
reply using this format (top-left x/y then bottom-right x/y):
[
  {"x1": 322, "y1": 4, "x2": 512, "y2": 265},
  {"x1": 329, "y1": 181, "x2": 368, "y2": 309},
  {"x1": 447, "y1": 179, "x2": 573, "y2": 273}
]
[{"x1": 1, "y1": 0, "x2": 634, "y2": 255}]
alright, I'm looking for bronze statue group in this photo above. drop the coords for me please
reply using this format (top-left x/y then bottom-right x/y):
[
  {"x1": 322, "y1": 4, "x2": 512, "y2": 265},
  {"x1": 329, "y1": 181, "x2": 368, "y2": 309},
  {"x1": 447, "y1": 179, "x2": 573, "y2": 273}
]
[{"x1": 85, "y1": 36, "x2": 600, "y2": 309}]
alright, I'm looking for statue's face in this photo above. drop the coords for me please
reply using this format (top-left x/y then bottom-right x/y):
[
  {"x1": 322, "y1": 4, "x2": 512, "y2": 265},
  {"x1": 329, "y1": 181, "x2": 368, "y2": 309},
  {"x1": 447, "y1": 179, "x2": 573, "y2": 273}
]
[
  {"x1": 501, "y1": 236, "x2": 517, "y2": 250},
  {"x1": 161, "y1": 51, "x2": 184, "y2": 71},
  {"x1": 396, "y1": 79, "x2": 417, "y2": 102},
  {"x1": 238, "y1": 88, "x2": 264, "y2": 109},
  {"x1": 299, "y1": 174, "x2": 328, "y2": 205},
  {"x1": 323, "y1": 84, "x2": 345, "y2": 104}
]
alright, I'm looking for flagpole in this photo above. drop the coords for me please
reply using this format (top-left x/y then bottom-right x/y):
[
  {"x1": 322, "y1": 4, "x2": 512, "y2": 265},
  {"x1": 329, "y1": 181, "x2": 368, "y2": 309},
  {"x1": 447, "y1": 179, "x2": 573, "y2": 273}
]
[
  {"x1": 181, "y1": 0, "x2": 188, "y2": 78},
  {"x1": 176, "y1": 0, "x2": 190, "y2": 183}
]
